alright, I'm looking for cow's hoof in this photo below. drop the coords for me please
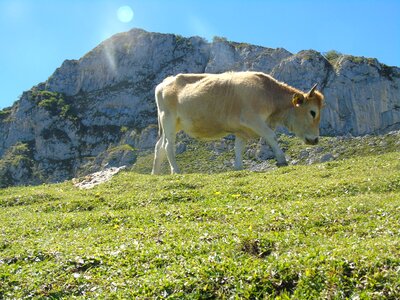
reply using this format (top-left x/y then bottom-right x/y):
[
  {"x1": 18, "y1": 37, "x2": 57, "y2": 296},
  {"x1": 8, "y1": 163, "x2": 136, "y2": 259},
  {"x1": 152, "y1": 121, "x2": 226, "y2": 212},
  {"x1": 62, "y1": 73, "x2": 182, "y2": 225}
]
[{"x1": 276, "y1": 161, "x2": 288, "y2": 167}]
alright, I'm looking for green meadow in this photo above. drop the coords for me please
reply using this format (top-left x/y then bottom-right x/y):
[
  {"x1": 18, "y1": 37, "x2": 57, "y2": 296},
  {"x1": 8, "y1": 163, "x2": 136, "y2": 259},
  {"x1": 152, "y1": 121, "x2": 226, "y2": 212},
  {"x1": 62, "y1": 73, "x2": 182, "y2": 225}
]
[{"x1": 1, "y1": 134, "x2": 399, "y2": 299}]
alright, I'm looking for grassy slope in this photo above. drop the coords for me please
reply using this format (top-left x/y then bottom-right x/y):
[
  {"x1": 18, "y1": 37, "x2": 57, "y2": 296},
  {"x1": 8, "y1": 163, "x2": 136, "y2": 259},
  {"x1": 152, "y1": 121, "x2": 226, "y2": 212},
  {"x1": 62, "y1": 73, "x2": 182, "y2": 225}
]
[{"x1": 0, "y1": 136, "x2": 399, "y2": 299}]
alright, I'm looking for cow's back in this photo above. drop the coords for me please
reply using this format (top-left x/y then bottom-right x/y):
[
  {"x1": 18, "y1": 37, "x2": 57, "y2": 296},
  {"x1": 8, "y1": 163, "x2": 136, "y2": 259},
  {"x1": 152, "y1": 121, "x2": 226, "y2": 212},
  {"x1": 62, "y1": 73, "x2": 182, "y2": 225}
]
[{"x1": 175, "y1": 73, "x2": 266, "y2": 139}]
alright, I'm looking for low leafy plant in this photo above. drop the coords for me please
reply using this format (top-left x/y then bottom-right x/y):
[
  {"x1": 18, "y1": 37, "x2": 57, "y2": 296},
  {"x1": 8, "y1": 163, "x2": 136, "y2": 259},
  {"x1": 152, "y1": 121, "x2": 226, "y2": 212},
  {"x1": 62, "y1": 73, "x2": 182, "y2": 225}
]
[{"x1": 0, "y1": 136, "x2": 399, "y2": 298}]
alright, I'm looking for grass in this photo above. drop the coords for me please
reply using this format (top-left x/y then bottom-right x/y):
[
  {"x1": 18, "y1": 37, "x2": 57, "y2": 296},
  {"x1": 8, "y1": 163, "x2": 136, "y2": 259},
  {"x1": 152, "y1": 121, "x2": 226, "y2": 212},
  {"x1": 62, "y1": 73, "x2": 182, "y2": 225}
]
[{"x1": 0, "y1": 136, "x2": 399, "y2": 298}]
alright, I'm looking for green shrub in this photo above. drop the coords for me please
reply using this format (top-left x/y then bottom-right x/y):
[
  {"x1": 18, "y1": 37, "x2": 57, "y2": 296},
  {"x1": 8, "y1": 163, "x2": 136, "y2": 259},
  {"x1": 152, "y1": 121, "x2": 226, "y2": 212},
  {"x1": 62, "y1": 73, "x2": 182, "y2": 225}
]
[
  {"x1": 120, "y1": 126, "x2": 129, "y2": 134},
  {"x1": 213, "y1": 36, "x2": 228, "y2": 43},
  {"x1": 31, "y1": 90, "x2": 78, "y2": 121},
  {"x1": 347, "y1": 55, "x2": 364, "y2": 64},
  {"x1": 108, "y1": 144, "x2": 136, "y2": 153},
  {"x1": 324, "y1": 50, "x2": 342, "y2": 65},
  {"x1": 38, "y1": 96, "x2": 64, "y2": 114},
  {"x1": 0, "y1": 107, "x2": 12, "y2": 122}
]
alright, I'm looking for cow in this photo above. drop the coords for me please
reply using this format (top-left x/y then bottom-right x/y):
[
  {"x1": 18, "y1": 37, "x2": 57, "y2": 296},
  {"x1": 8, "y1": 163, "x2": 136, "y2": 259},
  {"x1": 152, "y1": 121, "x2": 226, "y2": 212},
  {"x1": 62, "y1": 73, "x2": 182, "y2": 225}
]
[{"x1": 151, "y1": 71, "x2": 324, "y2": 175}]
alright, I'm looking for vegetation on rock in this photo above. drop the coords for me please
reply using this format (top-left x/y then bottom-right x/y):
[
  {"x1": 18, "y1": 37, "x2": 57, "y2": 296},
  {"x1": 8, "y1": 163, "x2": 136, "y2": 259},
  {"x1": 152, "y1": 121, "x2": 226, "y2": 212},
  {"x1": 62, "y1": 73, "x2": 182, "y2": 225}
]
[
  {"x1": 31, "y1": 90, "x2": 78, "y2": 121},
  {"x1": 0, "y1": 106, "x2": 12, "y2": 122},
  {"x1": 0, "y1": 142, "x2": 34, "y2": 187},
  {"x1": 323, "y1": 50, "x2": 342, "y2": 65}
]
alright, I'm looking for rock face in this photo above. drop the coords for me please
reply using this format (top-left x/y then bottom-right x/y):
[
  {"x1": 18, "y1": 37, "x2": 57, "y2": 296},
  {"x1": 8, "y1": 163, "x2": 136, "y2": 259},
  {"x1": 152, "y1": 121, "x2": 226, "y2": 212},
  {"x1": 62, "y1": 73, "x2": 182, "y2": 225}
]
[{"x1": 1, "y1": 28, "x2": 399, "y2": 187}]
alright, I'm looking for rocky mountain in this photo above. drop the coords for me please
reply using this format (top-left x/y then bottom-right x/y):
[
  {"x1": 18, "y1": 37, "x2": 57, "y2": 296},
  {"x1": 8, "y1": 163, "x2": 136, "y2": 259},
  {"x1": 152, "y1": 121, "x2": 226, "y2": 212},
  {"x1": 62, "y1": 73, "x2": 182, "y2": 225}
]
[{"x1": 1, "y1": 28, "x2": 399, "y2": 187}]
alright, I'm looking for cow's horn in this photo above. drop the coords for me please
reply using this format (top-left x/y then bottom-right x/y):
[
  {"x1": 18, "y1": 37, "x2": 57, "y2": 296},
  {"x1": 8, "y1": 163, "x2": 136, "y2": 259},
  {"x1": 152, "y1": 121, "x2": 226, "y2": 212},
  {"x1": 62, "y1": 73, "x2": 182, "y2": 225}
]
[{"x1": 308, "y1": 83, "x2": 318, "y2": 96}]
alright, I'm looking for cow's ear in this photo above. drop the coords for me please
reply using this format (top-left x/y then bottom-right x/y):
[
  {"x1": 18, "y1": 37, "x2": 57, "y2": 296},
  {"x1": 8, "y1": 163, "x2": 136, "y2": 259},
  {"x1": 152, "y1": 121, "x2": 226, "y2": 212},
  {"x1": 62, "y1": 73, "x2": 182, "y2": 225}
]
[{"x1": 292, "y1": 93, "x2": 305, "y2": 107}]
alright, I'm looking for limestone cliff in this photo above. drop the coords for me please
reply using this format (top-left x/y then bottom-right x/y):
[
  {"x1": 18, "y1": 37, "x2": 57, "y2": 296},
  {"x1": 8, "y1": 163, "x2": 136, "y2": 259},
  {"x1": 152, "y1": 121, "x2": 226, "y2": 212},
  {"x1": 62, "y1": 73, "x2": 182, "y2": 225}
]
[{"x1": 1, "y1": 28, "x2": 399, "y2": 186}]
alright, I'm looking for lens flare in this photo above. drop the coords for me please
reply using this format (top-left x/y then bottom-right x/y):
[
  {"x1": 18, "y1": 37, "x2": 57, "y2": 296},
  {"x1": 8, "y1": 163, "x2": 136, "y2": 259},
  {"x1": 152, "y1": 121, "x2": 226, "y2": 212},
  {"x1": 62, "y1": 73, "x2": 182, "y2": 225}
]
[{"x1": 117, "y1": 6, "x2": 134, "y2": 23}]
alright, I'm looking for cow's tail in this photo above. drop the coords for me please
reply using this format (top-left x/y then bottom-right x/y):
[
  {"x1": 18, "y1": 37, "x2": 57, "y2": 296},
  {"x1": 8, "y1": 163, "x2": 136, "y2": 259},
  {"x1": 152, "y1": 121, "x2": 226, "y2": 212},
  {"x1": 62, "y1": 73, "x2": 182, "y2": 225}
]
[
  {"x1": 157, "y1": 109, "x2": 162, "y2": 138},
  {"x1": 155, "y1": 83, "x2": 163, "y2": 139}
]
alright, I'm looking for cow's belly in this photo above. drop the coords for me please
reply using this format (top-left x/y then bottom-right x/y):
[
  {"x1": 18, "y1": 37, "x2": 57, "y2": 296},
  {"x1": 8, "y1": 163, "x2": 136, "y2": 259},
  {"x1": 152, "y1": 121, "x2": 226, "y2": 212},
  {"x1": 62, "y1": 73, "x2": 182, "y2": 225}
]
[
  {"x1": 178, "y1": 118, "x2": 228, "y2": 140},
  {"x1": 175, "y1": 97, "x2": 260, "y2": 140},
  {"x1": 178, "y1": 117, "x2": 257, "y2": 141}
]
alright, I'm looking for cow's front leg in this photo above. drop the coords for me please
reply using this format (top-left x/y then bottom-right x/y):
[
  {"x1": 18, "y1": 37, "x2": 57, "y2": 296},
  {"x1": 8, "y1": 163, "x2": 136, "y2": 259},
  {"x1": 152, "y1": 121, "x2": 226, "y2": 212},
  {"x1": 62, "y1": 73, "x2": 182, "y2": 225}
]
[
  {"x1": 240, "y1": 117, "x2": 287, "y2": 166},
  {"x1": 263, "y1": 131, "x2": 287, "y2": 166},
  {"x1": 269, "y1": 137, "x2": 288, "y2": 167},
  {"x1": 234, "y1": 136, "x2": 245, "y2": 170}
]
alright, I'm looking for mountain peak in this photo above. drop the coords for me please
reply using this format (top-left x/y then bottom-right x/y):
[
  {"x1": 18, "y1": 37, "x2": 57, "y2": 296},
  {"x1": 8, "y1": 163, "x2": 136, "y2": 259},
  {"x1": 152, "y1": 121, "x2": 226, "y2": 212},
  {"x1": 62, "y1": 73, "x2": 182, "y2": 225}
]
[{"x1": 1, "y1": 28, "x2": 399, "y2": 187}]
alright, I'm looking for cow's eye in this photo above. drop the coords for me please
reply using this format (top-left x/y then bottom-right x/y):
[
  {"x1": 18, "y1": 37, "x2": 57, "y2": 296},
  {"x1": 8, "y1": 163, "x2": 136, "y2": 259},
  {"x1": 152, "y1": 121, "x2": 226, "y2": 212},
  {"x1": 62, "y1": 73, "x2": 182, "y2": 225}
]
[{"x1": 310, "y1": 110, "x2": 316, "y2": 118}]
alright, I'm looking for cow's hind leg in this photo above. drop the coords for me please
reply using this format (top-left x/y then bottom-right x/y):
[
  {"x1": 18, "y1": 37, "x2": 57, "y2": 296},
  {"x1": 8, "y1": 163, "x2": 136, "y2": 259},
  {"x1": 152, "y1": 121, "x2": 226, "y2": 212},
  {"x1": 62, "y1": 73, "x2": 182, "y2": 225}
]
[
  {"x1": 165, "y1": 133, "x2": 180, "y2": 174},
  {"x1": 152, "y1": 136, "x2": 166, "y2": 175},
  {"x1": 162, "y1": 113, "x2": 181, "y2": 174}
]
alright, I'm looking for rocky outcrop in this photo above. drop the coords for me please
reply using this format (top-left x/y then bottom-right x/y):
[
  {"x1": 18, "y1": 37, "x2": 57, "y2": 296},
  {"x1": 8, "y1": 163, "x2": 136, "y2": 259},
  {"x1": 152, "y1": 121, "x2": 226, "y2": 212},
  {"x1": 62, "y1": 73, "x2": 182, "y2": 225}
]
[{"x1": 0, "y1": 28, "x2": 399, "y2": 187}]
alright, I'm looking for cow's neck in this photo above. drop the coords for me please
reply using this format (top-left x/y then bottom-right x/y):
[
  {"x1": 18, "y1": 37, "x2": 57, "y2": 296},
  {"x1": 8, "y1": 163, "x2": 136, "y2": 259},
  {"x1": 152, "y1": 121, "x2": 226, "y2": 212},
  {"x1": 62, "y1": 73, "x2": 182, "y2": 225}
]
[
  {"x1": 280, "y1": 107, "x2": 297, "y2": 133},
  {"x1": 269, "y1": 93, "x2": 296, "y2": 131}
]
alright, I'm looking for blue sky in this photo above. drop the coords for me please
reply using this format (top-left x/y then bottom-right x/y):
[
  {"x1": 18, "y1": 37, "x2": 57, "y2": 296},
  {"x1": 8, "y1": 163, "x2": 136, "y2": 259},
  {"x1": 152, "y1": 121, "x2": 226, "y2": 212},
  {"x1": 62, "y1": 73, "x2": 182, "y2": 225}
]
[{"x1": 1, "y1": 0, "x2": 399, "y2": 109}]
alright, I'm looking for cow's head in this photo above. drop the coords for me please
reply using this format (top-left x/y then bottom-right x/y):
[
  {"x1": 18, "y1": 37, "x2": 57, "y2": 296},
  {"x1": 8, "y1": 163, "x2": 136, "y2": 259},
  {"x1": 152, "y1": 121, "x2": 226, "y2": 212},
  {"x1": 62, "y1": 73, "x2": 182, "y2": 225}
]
[{"x1": 291, "y1": 84, "x2": 324, "y2": 145}]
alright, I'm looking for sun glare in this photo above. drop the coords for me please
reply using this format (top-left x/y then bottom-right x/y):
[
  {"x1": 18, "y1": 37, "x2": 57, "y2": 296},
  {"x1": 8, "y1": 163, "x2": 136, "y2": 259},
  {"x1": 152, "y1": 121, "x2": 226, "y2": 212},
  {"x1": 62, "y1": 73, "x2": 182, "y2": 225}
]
[{"x1": 117, "y1": 6, "x2": 134, "y2": 23}]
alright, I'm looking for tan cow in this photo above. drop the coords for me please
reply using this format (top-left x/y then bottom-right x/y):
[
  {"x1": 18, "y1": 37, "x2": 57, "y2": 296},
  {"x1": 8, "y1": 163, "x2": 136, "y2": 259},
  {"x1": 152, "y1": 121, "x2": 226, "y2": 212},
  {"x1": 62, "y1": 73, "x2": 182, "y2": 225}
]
[{"x1": 152, "y1": 71, "x2": 324, "y2": 174}]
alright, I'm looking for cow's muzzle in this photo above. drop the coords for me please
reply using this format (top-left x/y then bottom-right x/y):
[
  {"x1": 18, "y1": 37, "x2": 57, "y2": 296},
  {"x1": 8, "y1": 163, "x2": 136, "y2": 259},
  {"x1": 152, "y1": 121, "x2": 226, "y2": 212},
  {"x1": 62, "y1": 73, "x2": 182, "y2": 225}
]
[{"x1": 305, "y1": 137, "x2": 319, "y2": 145}]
